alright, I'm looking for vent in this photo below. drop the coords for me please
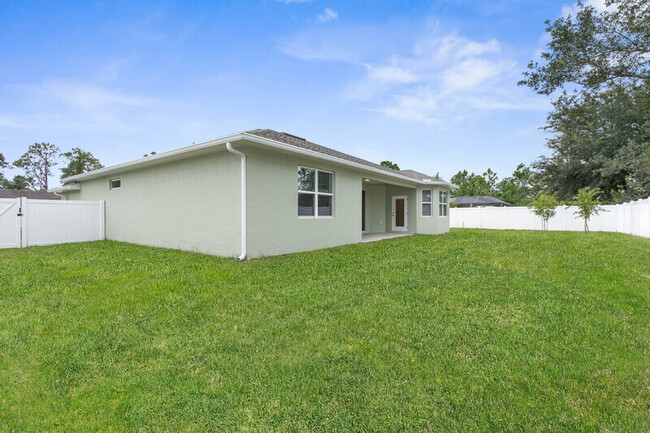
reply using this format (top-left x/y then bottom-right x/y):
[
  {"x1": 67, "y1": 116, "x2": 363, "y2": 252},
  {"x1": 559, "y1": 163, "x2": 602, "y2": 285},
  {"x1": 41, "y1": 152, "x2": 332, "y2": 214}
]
[{"x1": 281, "y1": 132, "x2": 306, "y2": 141}]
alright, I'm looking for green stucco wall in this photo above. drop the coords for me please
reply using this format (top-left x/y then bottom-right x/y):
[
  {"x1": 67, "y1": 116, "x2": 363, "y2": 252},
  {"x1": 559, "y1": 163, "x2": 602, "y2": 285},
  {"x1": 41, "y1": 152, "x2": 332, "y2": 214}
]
[
  {"x1": 65, "y1": 149, "x2": 242, "y2": 257},
  {"x1": 415, "y1": 186, "x2": 451, "y2": 235},
  {"x1": 362, "y1": 184, "x2": 386, "y2": 234},
  {"x1": 245, "y1": 146, "x2": 362, "y2": 258}
]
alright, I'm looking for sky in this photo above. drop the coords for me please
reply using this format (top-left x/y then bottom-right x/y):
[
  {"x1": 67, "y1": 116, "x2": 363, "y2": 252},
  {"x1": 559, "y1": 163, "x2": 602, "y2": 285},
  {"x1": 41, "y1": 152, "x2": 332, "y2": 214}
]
[{"x1": 0, "y1": 0, "x2": 595, "y2": 185}]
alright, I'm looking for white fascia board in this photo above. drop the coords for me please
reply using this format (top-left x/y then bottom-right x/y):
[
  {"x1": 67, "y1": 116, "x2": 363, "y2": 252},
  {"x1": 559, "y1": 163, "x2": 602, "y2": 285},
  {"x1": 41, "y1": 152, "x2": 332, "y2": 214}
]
[{"x1": 61, "y1": 131, "x2": 455, "y2": 189}]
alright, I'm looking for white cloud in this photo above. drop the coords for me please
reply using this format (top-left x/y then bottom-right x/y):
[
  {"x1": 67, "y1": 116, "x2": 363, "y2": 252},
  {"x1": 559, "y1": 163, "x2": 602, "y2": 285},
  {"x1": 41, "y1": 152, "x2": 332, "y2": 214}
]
[
  {"x1": 366, "y1": 65, "x2": 418, "y2": 84},
  {"x1": 13, "y1": 82, "x2": 167, "y2": 110},
  {"x1": 561, "y1": 0, "x2": 615, "y2": 17},
  {"x1": 0, "y1": 81, "x2": 176, "y2": 135},
  {"x1": 378, "y1": 88, "x2": 440, "y2": 124},
  {"x1": 279, "y1": 26, "x2": 383, "y2": 63},
  {"x1": 440, "y1": 58, "x2": 515, "y2": 93},
  {"x1": 415, "y1": 35, "x2": 501, "y2": 62},
  {"x1": 281, "y1": 22, "x2": 551, "y2": 124},
  {"x1": 278, "y1": 0, "x2": 313, "y2": 4},
  {"x1": 318, "y1": 8, "x2": 339, "y2": 23}
]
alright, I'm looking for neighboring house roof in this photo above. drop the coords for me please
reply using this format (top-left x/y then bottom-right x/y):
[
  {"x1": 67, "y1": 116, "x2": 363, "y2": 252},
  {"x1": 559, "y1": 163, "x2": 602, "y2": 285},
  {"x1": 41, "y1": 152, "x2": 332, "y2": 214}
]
[
  {"x1": 451, "y1": 196, "x2": 512, "y2": 207},
  {"x1": 0, "y1": 189, "x2": 61, "y2": 200},
  {"x1": 58, "y1": 129, "x2": 456, "y2": 189}
]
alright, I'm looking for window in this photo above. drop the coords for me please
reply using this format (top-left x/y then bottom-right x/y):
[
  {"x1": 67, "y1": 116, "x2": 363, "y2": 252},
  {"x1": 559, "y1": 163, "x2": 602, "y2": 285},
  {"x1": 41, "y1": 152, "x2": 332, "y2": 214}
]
[
  {"x1": 298, "y1": 167, "x2": 333, "y2": 217},
  {"x1": 421, "y1": 189, "x2": 432, "y2": 216},
  {"x1": 110, "y1": 178, "x2": 121, "y2": 190},
  {"x1": 439, "y1": 191, "x2": 448, "y2": 216}
]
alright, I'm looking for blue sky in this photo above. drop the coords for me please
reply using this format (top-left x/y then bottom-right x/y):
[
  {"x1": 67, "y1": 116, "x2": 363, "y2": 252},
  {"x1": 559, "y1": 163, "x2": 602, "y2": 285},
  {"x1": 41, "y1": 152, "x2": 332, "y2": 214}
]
[{"x1": 0, "y1": 0, "x2": 590, "y2": 184}]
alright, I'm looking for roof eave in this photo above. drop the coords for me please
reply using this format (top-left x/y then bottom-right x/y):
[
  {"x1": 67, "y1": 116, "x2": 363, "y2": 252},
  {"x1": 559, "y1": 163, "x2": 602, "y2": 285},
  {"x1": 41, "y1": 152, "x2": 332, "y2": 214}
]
[
  {"x1": 238, "y1": 132, "x2": 455, "y2": 188},
  {"x1": 62, "y1": 132, "x2": 247, "y2": 184},
  {"x1": 62, "y1": 131, "x2": 456, "y2": 189}
]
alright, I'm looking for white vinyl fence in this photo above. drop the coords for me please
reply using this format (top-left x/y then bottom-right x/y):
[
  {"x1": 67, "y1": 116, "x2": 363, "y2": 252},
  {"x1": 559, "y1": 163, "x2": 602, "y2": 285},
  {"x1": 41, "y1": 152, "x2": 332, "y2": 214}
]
[
  {"x1": 0, "y1": 198, "x2": 105, "y2": 249},
  {"x1": 450, "y1": 197, "x2": 650, "y2": 238}
]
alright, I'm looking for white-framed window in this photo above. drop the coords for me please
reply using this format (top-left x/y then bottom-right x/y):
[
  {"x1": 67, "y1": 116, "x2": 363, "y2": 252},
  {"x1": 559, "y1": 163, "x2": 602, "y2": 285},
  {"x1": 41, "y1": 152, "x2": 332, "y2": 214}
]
[
  {"x1": 439, "y1": 191, "x2": 448, "y2": 216},
  {"x1": 109, "y1": 178, "x2": 121, "y2": 190},
  {"x1": 421, "y1": 189, "x2": 432, "y2": 217},
  {"x1": 298, "y1": 166, "x2": 333, "y2": 217}
]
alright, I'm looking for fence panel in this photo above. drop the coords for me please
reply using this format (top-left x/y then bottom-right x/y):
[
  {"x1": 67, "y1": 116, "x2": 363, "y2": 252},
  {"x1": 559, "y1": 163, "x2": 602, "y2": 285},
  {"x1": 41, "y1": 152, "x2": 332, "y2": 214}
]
[
  {"x1": 450, "y1": 198, "x2": 650, "y2": 238},
  {"x1": 0, "y1": 198, "x2": 21, "y2": 249},
  {"x1": 0, "y1": 199, "x2": 104, "y2": 249},
  {"x1": 23, "y1": 199, "x2": 105, "y2": 247}
]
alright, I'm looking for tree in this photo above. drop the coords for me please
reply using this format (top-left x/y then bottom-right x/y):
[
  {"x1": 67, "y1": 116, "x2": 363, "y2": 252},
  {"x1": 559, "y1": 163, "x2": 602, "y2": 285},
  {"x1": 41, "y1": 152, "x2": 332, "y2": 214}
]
[
  {"x1": 483, "y1": 168, "x2": 498, "y2": 196},
  {"x1": 13, "y1": 142, "x2": 60, "y2": 191},
  {"x1": 450, "y1": 170, "x2": 491, "y2": 197},
  {"x1": 496, "y1": 163, "x2": 537, "y2": 206},
  {"x1": 520, "y1": 0, "x2": 650, "y2": 94},
  {"x1": 520, "y1": 0, "x2": 650, "y2": 202},
  {"x1": 60, "y1": 147, "x2": 103, "y2": 179},
  {"x1": 571, "y1": 187, "x2": 604, "y2": 232},
  {"x1": 0, "y1": 153, "x2": 7, "y2": 186},
  {"x1": 529, "y1": 193, "x2": 558, "y2": 231},
  {"x1": 380, "y1": 161, "x2": 400, "y2": 170},
  {"x1": 2, "y1": 175, "x2": 32, "y2": 190},
  {"x1": 533, "y1": 83, "x2": 650, "y2": 202}
]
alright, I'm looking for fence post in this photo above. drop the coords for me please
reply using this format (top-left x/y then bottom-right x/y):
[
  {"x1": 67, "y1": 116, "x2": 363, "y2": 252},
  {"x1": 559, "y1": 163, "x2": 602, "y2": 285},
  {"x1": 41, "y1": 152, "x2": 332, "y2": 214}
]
[
  {"x1": 18, "y1": 197, "x2": 25, "y2": 248},
  {"x1": 100, "y1": 200, "x2": 106, "y2": 240}
]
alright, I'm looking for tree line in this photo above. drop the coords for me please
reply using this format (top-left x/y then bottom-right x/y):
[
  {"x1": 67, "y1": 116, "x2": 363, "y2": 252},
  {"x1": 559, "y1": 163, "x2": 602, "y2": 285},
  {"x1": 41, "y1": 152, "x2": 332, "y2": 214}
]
[{"x1": 0, "y1": 142, "x2": 102, "y2": 191}]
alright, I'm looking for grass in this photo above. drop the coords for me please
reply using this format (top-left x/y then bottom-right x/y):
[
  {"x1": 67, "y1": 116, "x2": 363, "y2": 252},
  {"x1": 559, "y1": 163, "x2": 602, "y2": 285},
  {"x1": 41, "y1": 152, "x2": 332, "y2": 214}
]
[{"x1": 0, "y1": 229, "x2": 648, "y2": 432}]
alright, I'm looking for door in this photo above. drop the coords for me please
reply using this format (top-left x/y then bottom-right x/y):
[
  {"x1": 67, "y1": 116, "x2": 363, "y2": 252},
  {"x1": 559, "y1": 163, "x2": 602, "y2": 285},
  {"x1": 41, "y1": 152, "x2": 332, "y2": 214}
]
[
  {"x1": 392, "y1": 196, "x2": 408, "y2": 232},
  {"x1": 362, "y1": 190, "x2": 366, "y2": 232}
]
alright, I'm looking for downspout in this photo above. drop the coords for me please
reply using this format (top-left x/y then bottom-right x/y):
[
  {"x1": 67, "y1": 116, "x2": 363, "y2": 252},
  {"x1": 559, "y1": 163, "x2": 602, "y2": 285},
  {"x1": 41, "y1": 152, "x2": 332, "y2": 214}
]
[{"x1": 225, "y1": 142, "x2": 247, "y2": 260}]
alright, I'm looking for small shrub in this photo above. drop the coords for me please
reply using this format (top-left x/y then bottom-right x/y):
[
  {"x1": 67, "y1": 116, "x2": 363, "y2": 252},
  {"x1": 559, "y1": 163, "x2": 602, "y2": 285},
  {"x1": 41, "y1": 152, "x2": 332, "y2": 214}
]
[
  {"x1": 571, "y1": 187, "x2": 604, "y2": 232},
  {"x1": 528, "y1": 193, "x2": 558, "y2": 231}
]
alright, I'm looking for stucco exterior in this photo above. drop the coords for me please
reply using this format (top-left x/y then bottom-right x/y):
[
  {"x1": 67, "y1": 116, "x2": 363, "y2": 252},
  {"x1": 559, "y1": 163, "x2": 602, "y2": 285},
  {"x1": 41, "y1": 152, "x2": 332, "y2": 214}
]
[
  {"x1": 415, "y1": 187, "x2": 451, "y2": 235},
  {"x1": 59, "y1": 131, "x2": 454, "y2": 259},
  {"x1": 64, "y1": 148, "x2": 242, "y2": 257},
  {"x1": 246, "y1": 146, "x2": 363, "y2": 258}
]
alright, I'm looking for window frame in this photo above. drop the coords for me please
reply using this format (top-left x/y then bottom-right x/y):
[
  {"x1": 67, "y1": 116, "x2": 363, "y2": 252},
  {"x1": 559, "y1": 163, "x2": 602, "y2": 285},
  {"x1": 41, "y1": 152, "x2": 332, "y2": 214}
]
[
  {"x1": 109, "y1": 178, "x2": 121, "y2": 190},
  {"x1": 439, "y1": 190, "x2": 448, "y2": 217},
  {"x1": 297, "y1": 166, "x2": 334, "y2": 218},
  {"x1": 421, "y1": 189, "x2": 432, "y2": 217}
]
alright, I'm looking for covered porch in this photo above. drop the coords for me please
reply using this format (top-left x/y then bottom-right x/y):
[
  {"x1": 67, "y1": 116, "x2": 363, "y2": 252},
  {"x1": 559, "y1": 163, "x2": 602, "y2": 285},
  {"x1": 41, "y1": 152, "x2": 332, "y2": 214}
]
[{"x1": 361, "y1": 177, "x2": 417, "y2": 236}]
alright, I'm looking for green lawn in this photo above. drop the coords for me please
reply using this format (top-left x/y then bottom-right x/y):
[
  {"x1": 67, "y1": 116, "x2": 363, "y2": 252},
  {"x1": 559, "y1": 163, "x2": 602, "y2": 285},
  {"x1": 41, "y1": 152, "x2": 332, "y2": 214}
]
[{"x1": 0, "y1": 230, "x2": 648, "y2": 432}]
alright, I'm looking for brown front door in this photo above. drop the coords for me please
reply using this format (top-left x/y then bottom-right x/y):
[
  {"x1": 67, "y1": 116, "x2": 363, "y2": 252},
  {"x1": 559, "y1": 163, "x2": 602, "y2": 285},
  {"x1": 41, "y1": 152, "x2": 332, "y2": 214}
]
[
  {"x1": 395, "y1": 199, "x2": 404, "y2": 227},
  {"x1": 392, "y1": 196, "x2": 408, "y2": 231}
]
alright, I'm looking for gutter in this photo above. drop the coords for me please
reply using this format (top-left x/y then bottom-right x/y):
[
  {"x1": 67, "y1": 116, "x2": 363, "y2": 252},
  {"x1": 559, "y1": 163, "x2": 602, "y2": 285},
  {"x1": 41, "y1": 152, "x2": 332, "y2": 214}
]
[
  {"x1": 50, "y1": 183, "x2": 81, "y2": 193},
  {"x1": 225, "y1": 142, "x2": 247, "y2": 261}
]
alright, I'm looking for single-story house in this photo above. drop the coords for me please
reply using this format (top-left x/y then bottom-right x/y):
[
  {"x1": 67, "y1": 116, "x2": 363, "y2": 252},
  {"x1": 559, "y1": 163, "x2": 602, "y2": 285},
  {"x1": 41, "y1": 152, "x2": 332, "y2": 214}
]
[
  {"x1": 0, "y1": 189, "x2": 61, "y2": 200},
  {"x1": 451, "y1": 196, "x2": 512, "y2": 208},
  {"x1": 54, "y1": 129, "x2": 456, "y2": 259}
]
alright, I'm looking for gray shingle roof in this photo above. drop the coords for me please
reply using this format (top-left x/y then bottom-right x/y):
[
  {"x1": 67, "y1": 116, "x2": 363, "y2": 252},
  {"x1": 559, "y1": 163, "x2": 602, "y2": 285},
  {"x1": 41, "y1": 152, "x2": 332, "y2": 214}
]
[
  {"x1": 398, "y1": 169, "x2": 436, "y2": 180},
  {"x1": 246, "y1": 129, "x2": 438, "y2": 181},
  {"x1": 0, "y1": 189, "x2": 61, "y2": 200},
  {"x1": 451, "y1": 196, "x2": 512, "y2": 206}
]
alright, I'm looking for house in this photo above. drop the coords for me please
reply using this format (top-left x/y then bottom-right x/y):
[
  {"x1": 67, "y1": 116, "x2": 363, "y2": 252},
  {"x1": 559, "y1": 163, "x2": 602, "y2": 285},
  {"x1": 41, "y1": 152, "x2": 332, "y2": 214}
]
[
  {"x1": 451, "y1": 196, "x2": 512, "y2": 208},
  {"x1": 0, "y1": 189, "x2": 61, "y2": 200},
  {"x1": 54, "y1": 129, "x2": 456, "y2": 259}
]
